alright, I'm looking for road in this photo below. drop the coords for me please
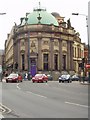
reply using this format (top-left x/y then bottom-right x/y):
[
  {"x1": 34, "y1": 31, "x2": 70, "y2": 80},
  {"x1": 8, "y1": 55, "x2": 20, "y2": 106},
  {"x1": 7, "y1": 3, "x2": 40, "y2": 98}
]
[{"x1": 0, "y1": 80, "x2": 88, "y2": 118}]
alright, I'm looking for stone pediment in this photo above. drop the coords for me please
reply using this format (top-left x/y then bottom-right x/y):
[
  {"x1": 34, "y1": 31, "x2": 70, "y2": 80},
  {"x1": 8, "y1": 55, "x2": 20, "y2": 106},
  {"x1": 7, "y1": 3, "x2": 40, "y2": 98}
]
[
  {"x1": 54, "y1": 50, "x2": 59, "y2": 53},
  {"x1": 20, "y1": 50, "x2": 25, "y2": 53},
  {"x1": 41, "y1": 49, "x2": 50, "y2": 52}
]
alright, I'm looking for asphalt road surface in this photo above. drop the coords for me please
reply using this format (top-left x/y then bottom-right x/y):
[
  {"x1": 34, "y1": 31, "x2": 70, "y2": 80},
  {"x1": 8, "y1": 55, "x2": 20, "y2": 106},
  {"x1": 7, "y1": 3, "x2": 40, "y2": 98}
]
[{"x1": 0, "y1": 80, "x2": 88, "y2": 118}]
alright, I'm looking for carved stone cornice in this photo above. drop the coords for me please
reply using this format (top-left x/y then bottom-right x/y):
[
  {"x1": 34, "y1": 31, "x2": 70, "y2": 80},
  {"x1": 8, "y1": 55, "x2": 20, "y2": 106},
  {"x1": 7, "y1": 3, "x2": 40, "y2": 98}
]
[{"x1": 41, "y1": 49, "x2": 50, "y2": 52}]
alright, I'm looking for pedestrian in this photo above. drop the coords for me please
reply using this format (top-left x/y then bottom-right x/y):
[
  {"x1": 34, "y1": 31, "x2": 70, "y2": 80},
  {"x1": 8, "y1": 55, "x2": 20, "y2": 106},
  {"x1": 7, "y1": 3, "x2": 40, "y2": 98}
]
[
  {"x1": 18, "y1": 73, "x2": 22, "y2": 82},
  {"x1": 24, "y1": 72, "x2": 28, "y2": 80}
]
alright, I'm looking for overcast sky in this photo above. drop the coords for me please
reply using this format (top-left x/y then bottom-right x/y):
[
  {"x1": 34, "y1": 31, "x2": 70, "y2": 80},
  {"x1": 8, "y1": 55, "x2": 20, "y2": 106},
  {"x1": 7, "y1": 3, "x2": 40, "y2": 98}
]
[{"x1": 0, "y1": 0, "x2": 89, "y2": 49}]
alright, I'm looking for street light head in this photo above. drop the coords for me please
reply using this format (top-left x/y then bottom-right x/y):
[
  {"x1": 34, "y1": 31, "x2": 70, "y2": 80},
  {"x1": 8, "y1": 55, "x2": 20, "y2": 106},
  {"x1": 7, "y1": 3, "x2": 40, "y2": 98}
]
[
  {"x1": 72, "y1": 13, "x2": 79, "y2": 15},
  {"x1": 0, "y1": 13, "x2": 6, "y2": 15}
]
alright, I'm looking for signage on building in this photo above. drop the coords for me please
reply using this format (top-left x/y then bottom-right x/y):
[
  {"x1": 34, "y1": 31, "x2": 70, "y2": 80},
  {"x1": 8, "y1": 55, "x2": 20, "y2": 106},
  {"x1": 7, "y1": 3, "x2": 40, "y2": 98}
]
[
  {"x1": 85, "y1": 64, "x2": 90, "y2": 72},
  {"x1": 86, "y1": 64, "x2": 90, "y2": 68},
  {"x1": 88, "y1": 2, "x2": 90, "y2": 61}
]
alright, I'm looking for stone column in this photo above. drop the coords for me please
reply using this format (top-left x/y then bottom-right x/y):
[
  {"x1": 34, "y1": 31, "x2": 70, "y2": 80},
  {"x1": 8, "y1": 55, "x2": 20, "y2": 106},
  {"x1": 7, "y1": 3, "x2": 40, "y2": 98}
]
[
  {"x1": 49, "y1": 38, "x2": 54, "y2": 71},
  {"x1": 38, "y1": 37, "x2": 42, "y2": 70},
  {"x1": 25, "y1": 38, "x2": 28, "y2": 71},
  {"x1": 70, "y1": 42, "x2": 74, "y2": 70},
  {"x1": 67, "y1": 41, "x2": 70, "y2": 71},
  {"x1": 59, "y1": 39, "x2": 62, "y2": 72},
  {"x1": 18, "y1": 40, "x2": 20, "y2": 72}
]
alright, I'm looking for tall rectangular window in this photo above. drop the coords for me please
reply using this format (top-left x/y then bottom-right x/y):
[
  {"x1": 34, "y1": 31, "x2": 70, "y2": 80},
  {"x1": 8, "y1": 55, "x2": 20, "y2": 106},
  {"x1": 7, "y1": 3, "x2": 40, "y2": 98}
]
[
  {"x1": 43, "y1": 54, "x2": 48, "y2": 70},
  {"x1": 54, "y1": 54, "x2": 58, "y2": 70},
  {"x1": 63, "y1": 55, "x2": 66, "y2": 70},
  {"x1": 75, "y1": 47, "x2": 76, "y2": 58},
  {"x1": 22, "y1": 54, "x2": 25, "y2": 70}
]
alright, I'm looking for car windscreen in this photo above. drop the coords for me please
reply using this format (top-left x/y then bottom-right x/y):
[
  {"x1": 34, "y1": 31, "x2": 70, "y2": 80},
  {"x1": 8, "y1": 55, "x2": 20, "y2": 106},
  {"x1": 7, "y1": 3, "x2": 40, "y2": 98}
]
[
  {"x1": 35, "y1": 74, "x2": 43, "y2": 77},
  {"x1": 61, "y1": 75, "x2": 70, "y2": 78},
  {"x1": 8, "y1": 74, "x2": 18, "y2": 78}
]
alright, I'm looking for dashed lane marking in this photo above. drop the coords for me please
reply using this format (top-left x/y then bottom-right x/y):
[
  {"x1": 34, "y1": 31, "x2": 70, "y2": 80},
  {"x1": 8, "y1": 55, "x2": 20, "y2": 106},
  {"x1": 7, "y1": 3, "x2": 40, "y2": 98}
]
[
  {"x1": 26, "y1": 91, "x2": 47, "y2": 98},
  {"x1": 16, "y1": 83, "x2": 47, "y2": 98},
  {"x1": 65, "y1": 101, "x2": 88, "y2": 108}
]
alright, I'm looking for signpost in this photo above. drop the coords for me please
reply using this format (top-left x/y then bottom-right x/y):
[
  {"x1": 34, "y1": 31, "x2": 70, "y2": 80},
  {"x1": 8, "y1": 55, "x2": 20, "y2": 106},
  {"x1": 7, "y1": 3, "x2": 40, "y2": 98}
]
[
  {"x1": 88, "y1": 1, "x2": 90, "y2": 82},
  {"x1": 0, "y1": 65, "x2": 2, "y2": 81}
]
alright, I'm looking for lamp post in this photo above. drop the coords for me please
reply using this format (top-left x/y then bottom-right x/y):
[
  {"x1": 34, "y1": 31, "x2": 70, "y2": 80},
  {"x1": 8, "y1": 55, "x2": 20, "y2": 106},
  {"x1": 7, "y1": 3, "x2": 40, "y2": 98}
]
[
  {"x1": 72, "y1": 12, "x2": 90, "y2": 83},
  {"x1": 24, "y1": 13, "x2": 31, "y2": 80},
  {"x1": 0, "y1": 13, "x2": 6, "y2": 15}
]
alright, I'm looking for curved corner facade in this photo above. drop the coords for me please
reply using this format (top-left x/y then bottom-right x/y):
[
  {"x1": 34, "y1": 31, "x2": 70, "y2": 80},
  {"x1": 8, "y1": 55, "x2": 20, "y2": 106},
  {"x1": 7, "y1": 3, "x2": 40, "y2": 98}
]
[{"x1": 4, "y1": 7, "x2": 84, "y2": 79}]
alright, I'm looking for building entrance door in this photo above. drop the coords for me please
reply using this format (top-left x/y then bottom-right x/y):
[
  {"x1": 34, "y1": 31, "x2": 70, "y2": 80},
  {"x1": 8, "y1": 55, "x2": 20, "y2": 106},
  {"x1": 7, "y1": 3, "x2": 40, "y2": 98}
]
[{"x1": 31, "y1": 58, "x2": 36, "y2": 77}]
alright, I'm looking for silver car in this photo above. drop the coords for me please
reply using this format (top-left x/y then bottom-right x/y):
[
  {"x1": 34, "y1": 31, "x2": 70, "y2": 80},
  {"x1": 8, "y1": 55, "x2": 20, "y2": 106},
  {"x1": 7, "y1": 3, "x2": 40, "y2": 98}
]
[{"x1": 59, "y1": 74, "x2": 72, "y2": 83}]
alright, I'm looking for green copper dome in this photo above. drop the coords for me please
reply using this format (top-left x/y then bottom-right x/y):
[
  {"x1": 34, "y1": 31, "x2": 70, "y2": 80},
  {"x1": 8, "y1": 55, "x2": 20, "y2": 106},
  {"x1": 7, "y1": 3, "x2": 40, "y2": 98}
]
[{"x1": 21, "y1": 8, "x2": 59, "y2": 26}]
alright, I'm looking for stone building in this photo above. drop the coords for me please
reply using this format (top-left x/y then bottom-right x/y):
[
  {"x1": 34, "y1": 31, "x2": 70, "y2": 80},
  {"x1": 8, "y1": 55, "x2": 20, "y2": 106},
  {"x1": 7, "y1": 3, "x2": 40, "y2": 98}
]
[
  {"x1": 4, "y1": 4, "x2": 84, "y2": 78},
  {"x1": 0, "y1": 50, "x2": 4, "y2": 78},
  {"x1": 0, "y1": 50, "x2": 4, "y2": 66}
]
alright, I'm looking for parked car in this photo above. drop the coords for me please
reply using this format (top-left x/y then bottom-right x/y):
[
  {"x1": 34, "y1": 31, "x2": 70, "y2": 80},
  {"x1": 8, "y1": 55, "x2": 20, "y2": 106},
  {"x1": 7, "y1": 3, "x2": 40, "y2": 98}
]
[
  {"x1": 59, "y1": 74, "x2": 72, "y2": 83},
  {"x1": 70, "y1": 74, "x2": 80, "y2": 81},
  {"x1": 32, "y1": 74, "x2": 48, "y2": 83},
  {"x1": 6, "y1": 73, "x2": 22, "y2": 83},
  {"x1": 84, "y1": 76, "x2": 89, "y2": 81},
  {"x1": 47, "y1": 74, "x2": 53, "y2": 80}
]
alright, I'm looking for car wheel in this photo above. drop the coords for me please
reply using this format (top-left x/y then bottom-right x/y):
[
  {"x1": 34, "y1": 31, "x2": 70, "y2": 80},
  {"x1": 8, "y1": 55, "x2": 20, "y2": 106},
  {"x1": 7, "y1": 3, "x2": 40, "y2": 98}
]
[
  {"x1": 70, "y1": 80, "x2": 72, "y2": 83},
  {"x1": 6, "y1": 80, "x2": 8, "y2": 83}
]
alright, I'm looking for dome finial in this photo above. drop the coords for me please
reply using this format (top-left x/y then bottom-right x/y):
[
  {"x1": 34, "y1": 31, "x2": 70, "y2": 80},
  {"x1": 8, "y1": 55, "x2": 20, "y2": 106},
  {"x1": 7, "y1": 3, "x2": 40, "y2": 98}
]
[
  {"x1": 39, "y1": 2, "x2": 41, "y2": 9},
  {"x1": 37, "y1": 13, "x2": 42, "y2": 24}
]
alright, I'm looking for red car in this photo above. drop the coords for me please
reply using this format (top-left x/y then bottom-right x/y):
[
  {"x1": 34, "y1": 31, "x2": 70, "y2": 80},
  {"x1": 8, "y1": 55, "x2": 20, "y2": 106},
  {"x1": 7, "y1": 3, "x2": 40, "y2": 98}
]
[
  {"x1": 32, "y1": 74, "x2": 48, "y2": 83},
  {"x1": 6, "y1": 73, "x2": 22, "y2": 83}
]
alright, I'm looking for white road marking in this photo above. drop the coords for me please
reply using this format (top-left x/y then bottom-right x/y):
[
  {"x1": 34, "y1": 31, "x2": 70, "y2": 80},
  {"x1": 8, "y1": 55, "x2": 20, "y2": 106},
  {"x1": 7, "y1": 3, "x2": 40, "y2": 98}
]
[
  {"x1": 17, "y1": 83, "x2": 21, "y2": 90},
  {"x1": 0, "y1": 114, "x2": 4, "y2": 118},
  {"x1": 26, "y1": 91, "x2": 47, "y2": 98},
  {"x1": 16, "y1": 83, "x2": 47, "y2": 98},
  {"x1": 0, "y1": 103, "x2": 12, "y2": 114},
  {"x1": 65, "y1": 101, "x2": 88, "y2": 108},
  {"x1": 0, "y1": 105, "x2": 5, "y2": 113}
]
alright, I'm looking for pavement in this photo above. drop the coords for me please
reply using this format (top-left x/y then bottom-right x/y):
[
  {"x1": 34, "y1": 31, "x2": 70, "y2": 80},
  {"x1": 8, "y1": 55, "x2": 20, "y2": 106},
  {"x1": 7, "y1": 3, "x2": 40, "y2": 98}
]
[
  {"x1": 0, "y1": 104, "x2": 4, "y2": 119},
  {"x1": 80, "y1": 81, "x2": 90, "y2": 85},
  {"x1": 1, "y1": 78, "x2": 90, "y2": 85}
]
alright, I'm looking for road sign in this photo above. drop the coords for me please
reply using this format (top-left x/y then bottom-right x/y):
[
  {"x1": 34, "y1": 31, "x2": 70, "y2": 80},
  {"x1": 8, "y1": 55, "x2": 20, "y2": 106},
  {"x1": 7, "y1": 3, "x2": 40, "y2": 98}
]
[{"x1": 85, "y1": 64, "x2": 90, "y2": 68}]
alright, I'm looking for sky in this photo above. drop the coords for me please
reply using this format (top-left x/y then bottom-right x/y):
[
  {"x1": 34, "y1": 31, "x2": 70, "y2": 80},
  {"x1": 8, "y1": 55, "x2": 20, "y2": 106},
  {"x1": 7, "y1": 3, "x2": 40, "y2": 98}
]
[{"x1": 0, "y1": 0, "x2": 89, "y2": 49}]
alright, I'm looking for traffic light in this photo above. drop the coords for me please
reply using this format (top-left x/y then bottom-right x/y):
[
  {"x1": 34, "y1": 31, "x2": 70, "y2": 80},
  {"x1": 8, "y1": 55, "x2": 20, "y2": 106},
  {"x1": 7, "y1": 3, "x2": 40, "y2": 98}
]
[
  {"x1": 79, "y1": 58, "x2": 85, "y2": 69},
  {"x1": 15, "y1": 62, "x2": 18, "y2": 69},
  {"x1": 82, "y1": 58, "x2": 85, "y2": 63},
  {"x1": 79, "y1": 63, "x2": 84, "y2": 69},
  {"x1": 82, "y1": 58, "x2": 85, "y2": 69}
]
